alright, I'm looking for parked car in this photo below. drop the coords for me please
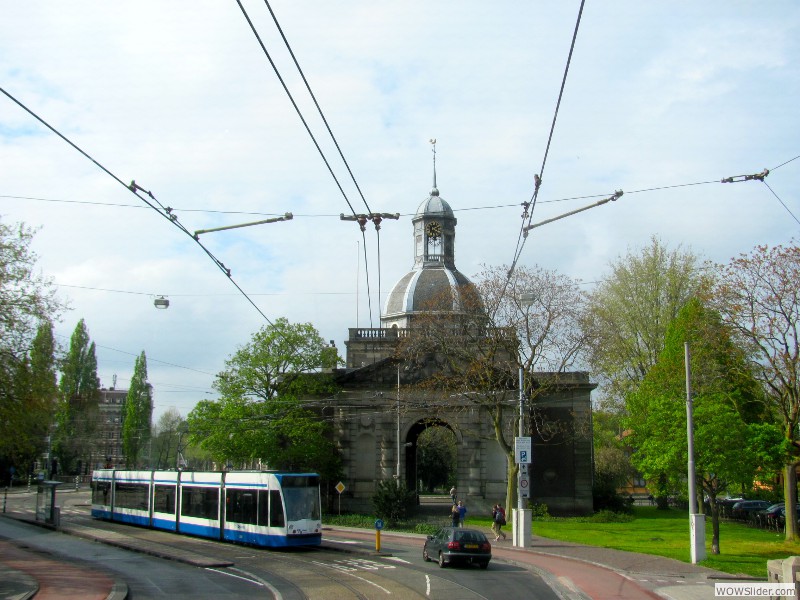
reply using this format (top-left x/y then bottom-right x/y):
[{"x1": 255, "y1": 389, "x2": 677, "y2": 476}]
[
  {"x1": 730, "y1": 500, "x2": 771, "y2": 520},
  {"x1": 423, "y1": 527, "x2": 492, "y2": 569},
  {"x1": 751, "y1": 503, "x2": 784, "y2": 528}
]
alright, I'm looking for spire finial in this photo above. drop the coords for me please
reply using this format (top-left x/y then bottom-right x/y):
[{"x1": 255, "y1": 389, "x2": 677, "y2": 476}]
[{"x1": 429, "y1": 138, "x2": 437, "y2": 191}]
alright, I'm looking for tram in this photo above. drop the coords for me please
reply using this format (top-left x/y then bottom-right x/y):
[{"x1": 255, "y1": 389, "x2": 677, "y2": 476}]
[{"x1": 91, "y1": 469, "x2": 322, "y2": 547}]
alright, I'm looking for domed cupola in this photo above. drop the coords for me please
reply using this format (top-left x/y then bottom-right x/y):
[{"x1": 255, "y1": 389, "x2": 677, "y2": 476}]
[{"x1": 382, "y1": 142, "x2": 483, "y2": 329}]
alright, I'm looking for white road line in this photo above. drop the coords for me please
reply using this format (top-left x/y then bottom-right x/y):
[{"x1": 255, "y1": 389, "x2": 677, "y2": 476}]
[
  {"x1": 426, "y1": 574, "x2": 431, "y2": 596},
  {"x1": 312, "y1": 561, "x2": 392, "y2": 594},
  {"x1": 206, "y1": 567, "x2": 264, "y2": 586},
  {"x1": 384, "y1": 556, "x2": 411, "y2": 564},
  {"x1": 228, "y1": 566, "x2": 284, "y2": 599}
]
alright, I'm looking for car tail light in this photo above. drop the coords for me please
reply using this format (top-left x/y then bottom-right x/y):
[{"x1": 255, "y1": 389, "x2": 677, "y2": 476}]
[
  {"x1": 447, "y1": 541, "x2": 461, "y2": 550},
  {"x1": 480, "y1": 542, "x2": 491, "y2": 551}
]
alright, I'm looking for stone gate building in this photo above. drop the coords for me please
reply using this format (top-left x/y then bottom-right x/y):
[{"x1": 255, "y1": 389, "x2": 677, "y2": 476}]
[{"x1": 326, "y1": 167, "x2": 595, "y2": 516}]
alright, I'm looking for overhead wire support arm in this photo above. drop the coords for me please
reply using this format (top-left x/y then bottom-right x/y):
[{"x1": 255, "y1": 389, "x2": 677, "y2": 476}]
[
  {"x1": 721, "y1": 168, "x2": 770, "y2": 183},
  {"x1": 522, "y1": 190, "x2": 623, "y2": 236},
  {"x1": 193, "y1": 213, "x2": 293, "y2": 239},
  {"x1": 340, "y1": 213, "x2": 400, "y2": 231}
]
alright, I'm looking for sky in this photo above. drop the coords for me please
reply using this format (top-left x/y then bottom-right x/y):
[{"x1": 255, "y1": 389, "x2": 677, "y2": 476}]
[{"x1": 1, "y1": 1, "x2": 798, "y2": 423}]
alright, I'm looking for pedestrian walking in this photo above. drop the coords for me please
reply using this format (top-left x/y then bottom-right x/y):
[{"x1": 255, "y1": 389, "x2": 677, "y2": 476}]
[
  {"x1": 451, "y1": 502, "x2": 461, "y2": 527},
  {"x1": 491, "y1": 503, "x2": 506, "y2": 541},
  {"x1": 450, "y1": 486, "x2": 457, "y2": 504},
  {"x1": 457, "y1": 500, "x2": 467, "y2": 527}
]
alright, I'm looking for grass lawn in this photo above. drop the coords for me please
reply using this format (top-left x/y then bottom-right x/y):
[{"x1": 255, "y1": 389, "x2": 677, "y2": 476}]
[
  {"x1": 326, "y1": 506, "x2": 800, "y2": 578},
  {"x1": 529, "y1": 507, "x2": 800, "y2": 578}
]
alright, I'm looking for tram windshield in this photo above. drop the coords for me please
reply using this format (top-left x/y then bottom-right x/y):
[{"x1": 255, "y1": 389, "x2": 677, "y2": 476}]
[{"x1": 282, "y1": 476, "x2": 321, "y2": 521}]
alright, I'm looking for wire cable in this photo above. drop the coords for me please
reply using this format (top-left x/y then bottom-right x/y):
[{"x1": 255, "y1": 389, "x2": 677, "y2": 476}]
[
  {"x1": 0, "y1": 85, "x2": 276, "y2": 327},
  {"x1": 762, "y1": 180, "x2": 800, "y2": 227},
  {"x1": 261, "y1": 0, "x2": 372, "y2": 216},
  {"x1": 234, "y1": 0, "x2": 377, "y2": 326},
  {"x1": 502, "y1": 0, "x2": 587, "y2": 303}
]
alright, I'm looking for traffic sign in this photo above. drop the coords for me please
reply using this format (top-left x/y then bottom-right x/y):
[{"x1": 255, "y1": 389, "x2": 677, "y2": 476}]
[
  {"x1": 519, "y1": 473, "x2": 530, "y2": 499},
  {"x1": 375, "y1": 518, "x2": 384, "y2": 530},
  {"x1": 515, "y1": 437, "x2": 532, "y2": 464},
  {"x1": 335, "y1": 481, "x2": 346, "y2": 494}
]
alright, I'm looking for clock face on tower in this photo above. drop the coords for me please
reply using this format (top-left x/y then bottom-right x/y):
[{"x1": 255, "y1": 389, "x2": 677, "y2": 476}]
[{"x1": 425, "y1": 221, "x2": 442, "y2": 239}]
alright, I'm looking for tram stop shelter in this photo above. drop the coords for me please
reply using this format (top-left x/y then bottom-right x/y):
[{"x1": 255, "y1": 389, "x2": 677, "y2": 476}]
[{"x1": 36, "y1": 480, "x2": 62, "y2": 526}]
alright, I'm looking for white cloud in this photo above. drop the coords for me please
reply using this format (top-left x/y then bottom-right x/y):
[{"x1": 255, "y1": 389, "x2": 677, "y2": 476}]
[{"x1": 1, "y1": 0, "x2": 798, "y2": 421}]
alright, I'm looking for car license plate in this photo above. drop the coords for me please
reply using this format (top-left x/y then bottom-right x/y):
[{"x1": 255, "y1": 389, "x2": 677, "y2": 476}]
[{"x1": 465, "y1": 544, "x2": 478, "y2": 549}]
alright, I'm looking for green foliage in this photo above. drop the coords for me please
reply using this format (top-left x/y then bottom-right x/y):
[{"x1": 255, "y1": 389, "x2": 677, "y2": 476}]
[
  {"x1": 372, "y1": 479, "x2": 417, "y2": 523},
  {"x1": 188, "y1": 318, "x2": 342, "y2": 482},
  {"x1": 586, "y1": 237, "x2": 704, "y2": 410},
  {"x1": 122, "y1": 351, "x2": 152, "y2": 468},
  {"x1": 0, "y1": 321, "x2": 58, "y2": 478},
  {"x1": 416, "y1": 425, "x2": 457, "y2": 492},
  {"x1": 529, "y1": 502, "x2": 550, "y2": 519},
  {"x1": 54, "y1": 319, "x2": 100, "y2": 475},
  {"x1": 627, "y1": 298, "x2": 771, "y2": 497},
  {"x1": 0, "y1": 219, "x2": 64, "y2": 476}
]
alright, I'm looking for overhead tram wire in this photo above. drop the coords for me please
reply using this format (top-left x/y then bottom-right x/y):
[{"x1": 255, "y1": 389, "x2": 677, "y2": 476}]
[
  {"x1": 234, "y1": 0, "x2": 381, "y2": 327},
  {"x1": 259, "y1": 0, "x2": 405, "y2": 328},
  {"x1": 502, "y1": 0, "x2": 587, "y2": 303},
  {"x1": 0, "y1": 85, "x2": 275, "y2": 326}
]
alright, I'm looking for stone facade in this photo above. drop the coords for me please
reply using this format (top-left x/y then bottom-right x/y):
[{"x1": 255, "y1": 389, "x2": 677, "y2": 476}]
[{"x1": 331, "y1": 334, "x2": 595, "y2": 516}]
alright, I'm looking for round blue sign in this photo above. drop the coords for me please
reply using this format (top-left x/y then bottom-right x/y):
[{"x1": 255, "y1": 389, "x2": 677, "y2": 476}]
[{"x1": 374, "y1": 518, "x2": 384, "y2": 530}]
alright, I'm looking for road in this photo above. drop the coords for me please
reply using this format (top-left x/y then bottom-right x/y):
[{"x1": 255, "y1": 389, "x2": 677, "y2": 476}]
[{"x1": 1, "y1": 488, "x2": 564, "y2": 599}]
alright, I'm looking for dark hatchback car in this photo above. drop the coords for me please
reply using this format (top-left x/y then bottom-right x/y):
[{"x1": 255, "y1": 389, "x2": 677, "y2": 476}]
[{"x1": 423, "y1": 527, "x2": 492, "y2": 569}]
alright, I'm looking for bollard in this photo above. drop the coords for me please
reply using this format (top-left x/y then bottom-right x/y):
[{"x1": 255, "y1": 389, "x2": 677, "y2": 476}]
[
  {"x1": 75, "y1": 475, "x2": 79, "y2": 491},
  {"x1": 27, "y1": 475, "x2": 31, "y2": 493},
  {"x1": 3, "y1": 487, "x2": 6, "y2": 513}
]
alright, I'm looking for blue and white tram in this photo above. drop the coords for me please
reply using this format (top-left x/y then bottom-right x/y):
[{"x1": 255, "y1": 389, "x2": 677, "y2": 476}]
[{"x1": 91, "y1": 469, "x2": 321, "y2": 548}]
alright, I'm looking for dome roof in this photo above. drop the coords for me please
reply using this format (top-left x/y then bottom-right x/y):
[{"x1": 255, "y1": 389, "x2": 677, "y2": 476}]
[
  {"x1": 415, "y1": 189, "x2": 455, "y2": 221},
  {"x1": 383, "y1": 266, "x2": 482, "y2": 319}
]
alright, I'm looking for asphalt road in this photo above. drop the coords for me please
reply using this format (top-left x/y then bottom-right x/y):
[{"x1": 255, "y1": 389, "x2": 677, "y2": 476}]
[{"x1": 1, "y1": 488, "x2": 563, "y2": 599}]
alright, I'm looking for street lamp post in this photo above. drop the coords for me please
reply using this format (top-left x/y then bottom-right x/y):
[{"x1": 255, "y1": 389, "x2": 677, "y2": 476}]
[{"x1": 685, "y1": 342, "x2": 706, "y2": 563}]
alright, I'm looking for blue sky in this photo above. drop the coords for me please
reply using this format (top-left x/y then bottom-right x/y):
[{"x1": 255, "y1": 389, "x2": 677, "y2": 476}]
[{"x1": 1, "y1": 1, "x2": 798, "y2": 421}]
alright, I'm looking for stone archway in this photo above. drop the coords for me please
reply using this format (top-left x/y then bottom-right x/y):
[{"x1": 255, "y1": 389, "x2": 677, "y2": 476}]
[{"x1": 403, "y1": 418, "x2": 459, "y2": 498}]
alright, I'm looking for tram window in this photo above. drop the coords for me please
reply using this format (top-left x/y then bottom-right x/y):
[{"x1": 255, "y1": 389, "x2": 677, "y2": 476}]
[
  {"x1": 284, "y1": 486, "x2": 321, "y2": 521},
  {"x1": 181, "y1": 486, "x2": 219, "y2": 520},
  {"x1": 92, "y1": 481, "x2": 111, "y2": 505},
  {"x1": 258, "y1": 490, "x2": 269, "y2": 526},
  {"x1": 153, "y1": 485, "x2": 176, "y2": 515},
  {"x1": 114, "y1": 482, "x2": 148, "y2": 510},
  {"x1": 269, "y1": 490, "x2": 285, "y2": 527},
  {"x1": 226, "y1": 489, "x2": 257, "y2": 524}
]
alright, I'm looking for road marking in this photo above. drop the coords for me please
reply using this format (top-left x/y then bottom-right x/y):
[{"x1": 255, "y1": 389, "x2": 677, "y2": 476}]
[
  {"x1": 384, "y1": 556, "x2": 411, "y2": 564},
  {"x1": 426, "y1": 574, "x2": 431, "y2": 596},
  {"x1": 228, "y1": 567, "x2": 283, "y2": 599},
  {"x1": 312, "y1": 561, "x2": 392, "y2": 594},
  {"x1": 323, "y1": 537, "x2": 360, "y2": 544},
  {"x1": 206, "y1": 567, "x2": 264, "y2": 586}
]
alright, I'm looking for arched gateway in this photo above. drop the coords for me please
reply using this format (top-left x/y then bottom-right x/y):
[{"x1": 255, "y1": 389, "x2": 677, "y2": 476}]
[{"x1": 327, "y1": 156, "x2": 595, "y2": 516}]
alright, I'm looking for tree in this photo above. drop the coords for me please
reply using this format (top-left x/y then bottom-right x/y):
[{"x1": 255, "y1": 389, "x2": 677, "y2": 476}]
[
  {"x1": 0, "y1": 321, "x2": 59, "y2": 481},
  {"x1": 416, "y1": 425, "x2": 457, "y2": 492},
  {"x1": 0, "y1": 219, "x2": 64, "y2": 354},
  {"x1": 122, "y1": 351, "x2": 153, "y2": 468},
  {"x1": 150, "y1": 409, "x2": 185, "y2": 470},
  {"x1": 586, "y1": 236, "x2": 706, "y2": 411},
  {"x1": 54, "y1": 319, "x2": 99, "y2": 475},
  {"x1": 708, "y1": 241, "x2": 800, "y2": 541},
  {"x1": 626, "y1": 298, "x2": 777, "y2": 553},
  {"x1": 187, "y1": 318, "x2": 342, "y2": 482},
  {"x1": 396, "y1": 263, "x2": 589, "y2": 516},
  {"x1": 0, "y1": 218, "x2": 64, "y2": 477}
]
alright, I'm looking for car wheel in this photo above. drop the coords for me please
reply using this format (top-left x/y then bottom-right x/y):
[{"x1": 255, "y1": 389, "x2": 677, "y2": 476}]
[
  {"x1": 423, "y1": 547, "x2": 430, "y2": 562},
  {"x1": 479, "y1": 561, "x2": 489, "y2": 570},
  {"x1": 438, "y1": 552, "x2": 447, "y2": 568}
]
